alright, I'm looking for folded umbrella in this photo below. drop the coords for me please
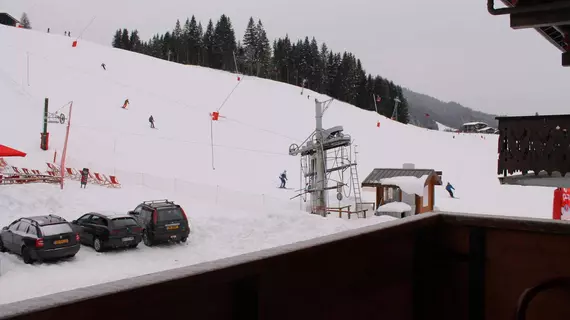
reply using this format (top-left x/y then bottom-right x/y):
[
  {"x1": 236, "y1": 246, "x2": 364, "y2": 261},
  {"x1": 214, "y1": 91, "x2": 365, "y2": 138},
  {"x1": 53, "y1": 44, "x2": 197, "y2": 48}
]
[{"x1": 0, "y1": 144, "x2": 27, "y2": 157}]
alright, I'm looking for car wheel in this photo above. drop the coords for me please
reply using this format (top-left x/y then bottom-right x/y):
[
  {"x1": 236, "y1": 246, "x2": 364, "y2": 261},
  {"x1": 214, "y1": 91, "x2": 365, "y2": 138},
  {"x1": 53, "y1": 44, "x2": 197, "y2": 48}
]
[
  {"x1": 180, "y1": 237, "x2": 187, "y2": 243},
  {"x1": 93, "y1": 237, "x2": 104, "y2": 252},
  {"x1": 22, "y1": 247, "x2": 33, "y2": 264},
  {"x1": 142, "y1": 231, "x2": 153, "y2": 247},
  {"x1": 0, "y1": 238, "x2": 6, "y2": 253}
]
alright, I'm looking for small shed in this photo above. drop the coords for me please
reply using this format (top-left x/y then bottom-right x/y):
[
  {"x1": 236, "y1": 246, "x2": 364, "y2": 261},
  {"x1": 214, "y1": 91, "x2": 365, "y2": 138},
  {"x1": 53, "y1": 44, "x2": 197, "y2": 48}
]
[
  {"x1": 0, "y1": 13, "x2": 20, "y2": 27},
  {"x1": 362, "y1": 168, "x2": 442, "y2": 215}
]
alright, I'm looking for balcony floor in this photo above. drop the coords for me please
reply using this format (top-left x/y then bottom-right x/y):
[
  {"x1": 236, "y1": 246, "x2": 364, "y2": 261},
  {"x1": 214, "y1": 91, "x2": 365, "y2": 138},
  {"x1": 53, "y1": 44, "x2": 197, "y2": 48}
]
[{"x1": 499, "y1": 171, "x2": 570, "y2": 188}]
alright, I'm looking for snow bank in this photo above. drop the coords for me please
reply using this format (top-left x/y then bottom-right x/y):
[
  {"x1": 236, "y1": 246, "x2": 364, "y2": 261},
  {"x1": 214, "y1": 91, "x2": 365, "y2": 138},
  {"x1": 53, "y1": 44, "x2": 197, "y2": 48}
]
[
  {"x1": 379, "y1": 175, "x2": 429, "y2": 196},
  {"x1": 435, "y1": 121, "x2": 455, "y2": 131},
  {"x1": 376, "y1": 202, "x2": 412, "y2": 213}
]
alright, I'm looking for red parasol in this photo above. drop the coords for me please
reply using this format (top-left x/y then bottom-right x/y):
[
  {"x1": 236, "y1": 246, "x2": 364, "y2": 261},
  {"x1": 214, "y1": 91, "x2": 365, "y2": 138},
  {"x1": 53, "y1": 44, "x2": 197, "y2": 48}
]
[{"x1": 0, "y1": 144, "x2": 27, "y2": 157}]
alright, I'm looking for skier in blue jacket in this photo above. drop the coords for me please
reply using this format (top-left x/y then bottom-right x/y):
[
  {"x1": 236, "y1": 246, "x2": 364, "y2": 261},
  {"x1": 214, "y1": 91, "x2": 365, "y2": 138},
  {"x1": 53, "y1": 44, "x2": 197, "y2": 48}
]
[
  {"x1": 446, "y1": 182, "x2": 455, "y2": 198},
  {"x1": 279, "y1": 170, "x2": 288, "y2": 188}
]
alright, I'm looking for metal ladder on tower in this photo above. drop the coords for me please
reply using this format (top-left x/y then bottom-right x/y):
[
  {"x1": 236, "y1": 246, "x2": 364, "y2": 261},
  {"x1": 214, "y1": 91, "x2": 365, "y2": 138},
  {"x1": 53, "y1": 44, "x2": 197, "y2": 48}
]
[{"x1": 350, "y1": 163, "x2": 363, "y2": 213}]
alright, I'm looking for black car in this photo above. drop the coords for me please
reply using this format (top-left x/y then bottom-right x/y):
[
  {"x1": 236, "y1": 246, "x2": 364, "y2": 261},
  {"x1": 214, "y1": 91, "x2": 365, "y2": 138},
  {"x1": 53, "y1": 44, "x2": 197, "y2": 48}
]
[
  {"x1": 128, "y1": 200, "x2": 190, "y2": 246},
  {"x1": 0, "y1": 215, "x2": 80, "y2": 264},
  {"x1": 72, "y1": 212, "x2": 142, "y2": 252}
]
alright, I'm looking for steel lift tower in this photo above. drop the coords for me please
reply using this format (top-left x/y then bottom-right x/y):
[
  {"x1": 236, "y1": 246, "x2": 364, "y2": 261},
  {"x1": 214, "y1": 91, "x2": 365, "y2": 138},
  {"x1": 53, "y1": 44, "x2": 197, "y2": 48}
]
[{"x1": 289, "y1": 99, "x2": 360, "y2": 217}]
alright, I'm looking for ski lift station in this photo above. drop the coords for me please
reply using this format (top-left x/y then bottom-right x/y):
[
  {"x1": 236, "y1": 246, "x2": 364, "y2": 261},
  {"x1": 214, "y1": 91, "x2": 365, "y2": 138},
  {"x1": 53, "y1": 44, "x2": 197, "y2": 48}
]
[{"x1": 289, "y1": 99, "x2": 367, "y2": 218}]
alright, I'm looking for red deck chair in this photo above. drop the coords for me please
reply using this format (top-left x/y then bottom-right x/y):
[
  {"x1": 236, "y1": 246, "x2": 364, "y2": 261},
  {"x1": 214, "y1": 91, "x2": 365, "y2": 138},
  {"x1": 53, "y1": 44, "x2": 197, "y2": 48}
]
[
  {"x1": 65, "y1": 168, "x2": 80, "y2": 180},
  {"x1": 87, "y1": 172, "x2": 100, "y2": 184},
  {"x1": 46, "y1": 171, "x2": 55, "y2": 176},
  {"x1": 32, "y1": 169, "x2": 41, "y2": 175},
  {"x1": 94, "y1": 173, "x2": 109, "y2": 185},
  {"x1": 46, "y1": 163, "x2": 60, "y2": 173},
  {"x1": 22, "y1": 168, "x2": 32, "y2": 175},
  {"x1": 12, "y1": 166, "x2": 22, "y2": 174},
  {"x1": 106, "y1": 174, "x2": 121, "y2": 188}
]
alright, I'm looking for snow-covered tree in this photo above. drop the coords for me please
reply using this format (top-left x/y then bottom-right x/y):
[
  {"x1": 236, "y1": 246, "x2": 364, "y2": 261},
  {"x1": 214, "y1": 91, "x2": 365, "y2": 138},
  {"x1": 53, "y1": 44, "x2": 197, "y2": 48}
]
[{"x1": 20, "y1": 12, "x2": 31, "y2": 29}]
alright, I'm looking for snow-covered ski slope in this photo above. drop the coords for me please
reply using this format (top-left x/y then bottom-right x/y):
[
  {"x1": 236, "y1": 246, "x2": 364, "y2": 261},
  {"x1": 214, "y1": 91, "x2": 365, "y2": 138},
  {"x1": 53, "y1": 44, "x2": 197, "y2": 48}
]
[{"x1": 0, "y1": 26, "x2": 554, "y2": 304}]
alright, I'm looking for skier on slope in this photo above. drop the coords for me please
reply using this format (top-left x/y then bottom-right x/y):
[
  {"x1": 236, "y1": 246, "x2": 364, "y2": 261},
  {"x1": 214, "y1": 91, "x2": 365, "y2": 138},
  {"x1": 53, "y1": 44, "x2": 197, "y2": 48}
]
[
  {"x1": 80, "y1": 168, "x2": 89, "y2": 189},
  {"x1": 101, "y1": 63, "x2": 106, "y2": 70},
  {"x1": 149, "y1": 115, "x2": 155, "y2": 128},
  {"x1": 445, "y1": 182, "x2": 455, "y2": 198},
  {"x1": 279, "y1": 170, "x2": 288, "y2": 188},
  {"x1": 122, "y1": 99, "x2": 129, "y2": 109}
]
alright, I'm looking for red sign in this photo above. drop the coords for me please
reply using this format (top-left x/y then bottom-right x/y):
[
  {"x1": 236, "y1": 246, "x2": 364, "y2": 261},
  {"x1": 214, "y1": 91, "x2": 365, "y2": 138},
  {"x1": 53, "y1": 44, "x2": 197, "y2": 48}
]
[{"x1": 553, "y1": 188, "x2": 570, "y2": 220}]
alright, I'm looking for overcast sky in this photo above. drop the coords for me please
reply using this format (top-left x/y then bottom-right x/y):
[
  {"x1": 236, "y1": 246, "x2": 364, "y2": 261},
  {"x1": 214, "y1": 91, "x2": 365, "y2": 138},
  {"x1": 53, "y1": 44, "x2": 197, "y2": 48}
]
[{"x1": 2, "y1": 0, "x2": 568, "y2": 116}]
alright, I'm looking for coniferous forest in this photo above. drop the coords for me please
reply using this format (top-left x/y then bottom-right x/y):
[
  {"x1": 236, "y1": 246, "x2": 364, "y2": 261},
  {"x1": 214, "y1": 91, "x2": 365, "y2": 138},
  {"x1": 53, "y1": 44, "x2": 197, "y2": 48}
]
[{"x1": 112, "y1": 14, "x2": 410, "y2": 123}]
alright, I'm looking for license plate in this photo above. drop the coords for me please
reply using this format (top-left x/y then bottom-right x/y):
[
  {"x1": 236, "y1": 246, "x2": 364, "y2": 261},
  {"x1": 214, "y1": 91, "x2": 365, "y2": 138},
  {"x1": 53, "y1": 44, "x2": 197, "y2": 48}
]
[
  {"x1": 122, "y1": 237, "x2": 134, "y2": 242},
  {"x1": 170, "y1": 235, "x2": 177, "y2": 239},
  {"x1": 54, "y1": 239, "x2": 68, "y2": 245},
  {"x1": 167, "y1": 225, "x2": 179, "y2": 230}
]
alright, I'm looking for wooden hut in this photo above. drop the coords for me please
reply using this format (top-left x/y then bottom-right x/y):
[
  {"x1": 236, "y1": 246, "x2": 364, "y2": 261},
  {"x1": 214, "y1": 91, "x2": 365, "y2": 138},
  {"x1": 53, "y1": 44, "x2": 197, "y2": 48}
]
[
  {"x1": 0, "y1": 13, "x2": 20, "y2": 27},
  {"x1": 362, "y1": 168, "x2": 442, "y2": 215}
]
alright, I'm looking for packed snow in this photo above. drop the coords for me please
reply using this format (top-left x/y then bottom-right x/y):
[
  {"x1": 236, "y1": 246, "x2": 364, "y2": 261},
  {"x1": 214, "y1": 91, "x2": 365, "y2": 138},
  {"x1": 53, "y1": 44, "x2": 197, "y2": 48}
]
[
  {"x1": 0, "y1": 25, "x2": 556, "y2": 305},
  {"x1": 376, "y1": 202, "x2": 412, "y2": 213},
  {"x1": 379, "y1": 175, "x2": 430, "y2": 196}
]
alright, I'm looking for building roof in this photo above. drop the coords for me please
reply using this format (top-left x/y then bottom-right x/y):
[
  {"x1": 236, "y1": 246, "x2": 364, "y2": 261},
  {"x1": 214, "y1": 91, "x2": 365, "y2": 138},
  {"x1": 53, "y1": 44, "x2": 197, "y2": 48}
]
[
  {"x1": 362, "y1": 168, "x2": 437, "y2": 187},
  {"x1": 491, "y1": 0, "x2": 569, "y2": 67},
  {"x1": 0, "y1": 13, "x2": 20, "y2": 24}
]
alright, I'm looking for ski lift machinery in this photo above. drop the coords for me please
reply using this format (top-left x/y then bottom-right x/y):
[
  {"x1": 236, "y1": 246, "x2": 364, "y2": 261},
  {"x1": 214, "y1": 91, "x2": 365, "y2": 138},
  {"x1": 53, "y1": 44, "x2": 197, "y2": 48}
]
[{"x1": 289, "y1": 98, "x2": 364, "y2": 217}]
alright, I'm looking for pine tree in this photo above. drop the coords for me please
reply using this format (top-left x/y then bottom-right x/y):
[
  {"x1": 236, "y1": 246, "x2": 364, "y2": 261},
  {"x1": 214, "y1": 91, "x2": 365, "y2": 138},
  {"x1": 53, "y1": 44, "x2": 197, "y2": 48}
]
[
  {"x1": 308, "y1": 37, "x2": 321, "y2": 91},
  {"x1": 213, "y1": 14, "x2": 237, "y2": 71},
  {"x1": 20, "y1": 13, "x2": 31, "y2": 29},
  {"x1": 354, "y1": 60, "x2": 369, "y2": 110},
  {"x1": 202, "y1": 19, "x2": 215, "y2": 67},
  {"x1": 112, "y1": 29, "x2": 122, "y2": 48},
  {"x1": 242, "y1": 17, "x2": 257, "y2": 75},
  {"x1": 172, "y1": 19, "x2": 183, "y2": 62},
  {"x1": 182, "y1": 18, "x2": 191, "y2": 63},
  {"x1": 129, "y1": 30, "x2": 141, "y2": 52},
  {"x1": 187, "y1": 16, "x2": 203, "y2": 65},
  {"x1": 319, "y1": 43, "x2": 329, "y2": 93},
  {"x1": 163, "y1": 31, "x2": 173, "y2": 60},
  {"x1": 121, "y1": 28, "x2": 130, "y2": 50},
  {"x1": 255, "y1": 20, "x2": 271, "y2": 77}
]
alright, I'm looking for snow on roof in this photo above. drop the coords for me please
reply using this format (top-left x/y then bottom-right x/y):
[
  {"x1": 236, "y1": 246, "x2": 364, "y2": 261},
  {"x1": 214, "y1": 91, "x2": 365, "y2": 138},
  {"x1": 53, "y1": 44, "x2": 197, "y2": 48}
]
[
  {"x1": 376, "y1": 201, "x2": 412, "y2": 213},
  {"x1": 379, "y1": 175, "x2": 429, "y2": 196},
  {"x1": 477, "y1": 127, "x2": 496, "y2": 131},
  {"x1": 462, "y1": 122, "x2": 487, "y2": 126}
]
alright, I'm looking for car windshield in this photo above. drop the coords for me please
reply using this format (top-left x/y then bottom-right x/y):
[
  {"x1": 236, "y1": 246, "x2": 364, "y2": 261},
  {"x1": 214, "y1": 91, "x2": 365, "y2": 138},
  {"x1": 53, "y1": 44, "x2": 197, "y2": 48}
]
[
  {"x1": 112, "y1": 217, "x2": 138, "y2": 228},
  {"x1": 40, "y1": 223, "x2": 73, "y2": 236},
  {"x1": 157, "y1": 208, "x2": 184, "y2": 221}
]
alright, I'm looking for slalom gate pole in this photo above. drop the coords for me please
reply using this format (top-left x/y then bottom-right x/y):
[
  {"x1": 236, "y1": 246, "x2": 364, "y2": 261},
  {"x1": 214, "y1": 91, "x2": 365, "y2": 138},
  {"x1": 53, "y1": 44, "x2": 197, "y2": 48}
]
[
  {"x1": 60, "y1": 102, "x2": 73, "y2": 190},
  {"x1": 210, "y1": 118, "x2": 215, "y2": 170}
]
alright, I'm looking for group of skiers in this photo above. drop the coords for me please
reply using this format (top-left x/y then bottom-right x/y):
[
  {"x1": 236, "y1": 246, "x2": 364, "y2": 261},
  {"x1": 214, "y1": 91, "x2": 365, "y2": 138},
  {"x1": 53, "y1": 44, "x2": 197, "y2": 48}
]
[
  {"x1": 46, "y1": 28, "x2": 71, "y2": 37},
  {"x1": 118, "y1": 98, "x2": 155, "y2": 128}
]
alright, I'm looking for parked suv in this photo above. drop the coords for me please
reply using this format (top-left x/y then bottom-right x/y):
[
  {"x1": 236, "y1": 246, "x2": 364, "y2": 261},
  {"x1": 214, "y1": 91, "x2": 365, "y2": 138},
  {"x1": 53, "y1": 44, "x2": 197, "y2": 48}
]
[
  {"x1": 0, "y1": 215, "x2": 80, "y2": 264},
  {"x1": 128, "y1": 200, "x2": 190, "y2": 246},
  {"x1": 72, "y1": 212, "x2": 142, "y2": 252}
]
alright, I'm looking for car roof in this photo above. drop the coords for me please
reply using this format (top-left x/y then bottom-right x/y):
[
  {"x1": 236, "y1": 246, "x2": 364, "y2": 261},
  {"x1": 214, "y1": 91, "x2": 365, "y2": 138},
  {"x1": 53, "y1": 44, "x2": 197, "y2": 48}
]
[
  {"x1": 144, "y1": 202, "x2": 177, "y2": 208},
  {"x1": 90, "y1": 212, "x2": 133, "y2": 219},
  {"x1": 25, "y1": 215, "x2": 67, "y2": 226}
]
